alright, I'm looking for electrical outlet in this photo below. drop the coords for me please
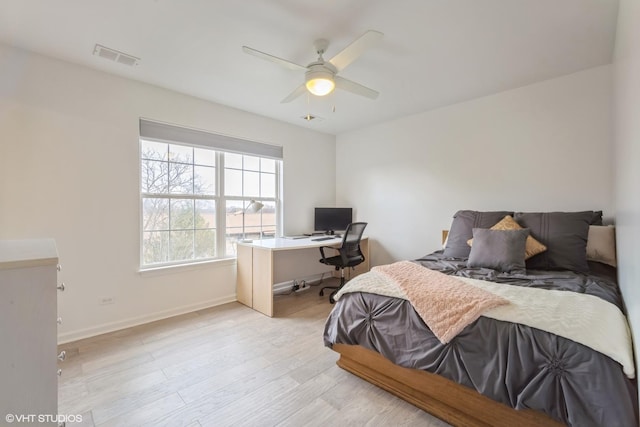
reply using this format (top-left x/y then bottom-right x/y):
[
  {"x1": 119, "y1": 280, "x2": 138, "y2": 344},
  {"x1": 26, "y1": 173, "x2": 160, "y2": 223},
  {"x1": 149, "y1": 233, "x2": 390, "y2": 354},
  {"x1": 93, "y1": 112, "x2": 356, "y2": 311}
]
[{"x1": 99, "y1": 297, "x2": 115, "y2": 305}]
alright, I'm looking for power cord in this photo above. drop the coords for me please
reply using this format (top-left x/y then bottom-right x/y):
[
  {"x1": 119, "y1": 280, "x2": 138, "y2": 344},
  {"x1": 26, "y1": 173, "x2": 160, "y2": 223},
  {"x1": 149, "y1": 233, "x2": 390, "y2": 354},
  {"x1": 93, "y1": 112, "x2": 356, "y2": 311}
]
[
  {"x1": 273, "y1": 274, "x2": 339, "y2": 297},
  {"x1": 274, "y1": 279, "x2": 310, "y2": 296}
]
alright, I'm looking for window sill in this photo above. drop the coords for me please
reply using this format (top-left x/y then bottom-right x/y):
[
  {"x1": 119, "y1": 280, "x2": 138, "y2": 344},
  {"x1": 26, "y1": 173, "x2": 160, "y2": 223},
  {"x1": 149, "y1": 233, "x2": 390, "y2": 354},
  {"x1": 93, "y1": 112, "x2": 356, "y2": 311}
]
[{"x1": 138, "y1": 257, "x2": 236, "y2": 276}]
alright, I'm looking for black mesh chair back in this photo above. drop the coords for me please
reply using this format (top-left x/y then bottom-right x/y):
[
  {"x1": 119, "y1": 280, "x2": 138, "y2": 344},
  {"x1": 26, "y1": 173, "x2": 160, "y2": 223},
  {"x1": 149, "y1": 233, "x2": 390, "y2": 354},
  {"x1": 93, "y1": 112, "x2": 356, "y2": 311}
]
[
  {"x1": 318, "y1": 222, "x2": 368, "y2": 303},
  {"x1": 339, "y1": 222, "x2": 367, "y2": 266}
]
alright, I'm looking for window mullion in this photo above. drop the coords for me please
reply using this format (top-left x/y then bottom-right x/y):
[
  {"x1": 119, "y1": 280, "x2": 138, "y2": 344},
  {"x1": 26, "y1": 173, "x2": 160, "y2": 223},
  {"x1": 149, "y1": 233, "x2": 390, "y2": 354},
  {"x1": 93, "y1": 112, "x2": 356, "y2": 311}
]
[
  {"x1": 166, "y1": 149, "x2": 171, "y2": 263},
  {"x1": 276, "y1": 161, "x2": 282, "y2": 238},
  {"x1": 216, "y1": 152, "x2": 226, "y2": 256}
]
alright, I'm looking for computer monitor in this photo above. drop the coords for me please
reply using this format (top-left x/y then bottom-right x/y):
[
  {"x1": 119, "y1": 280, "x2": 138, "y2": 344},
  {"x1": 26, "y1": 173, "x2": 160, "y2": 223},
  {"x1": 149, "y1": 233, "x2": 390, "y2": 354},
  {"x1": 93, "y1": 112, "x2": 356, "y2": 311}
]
[{"x1": 314, "y1": 207, "x2": 352, "y2": 235}]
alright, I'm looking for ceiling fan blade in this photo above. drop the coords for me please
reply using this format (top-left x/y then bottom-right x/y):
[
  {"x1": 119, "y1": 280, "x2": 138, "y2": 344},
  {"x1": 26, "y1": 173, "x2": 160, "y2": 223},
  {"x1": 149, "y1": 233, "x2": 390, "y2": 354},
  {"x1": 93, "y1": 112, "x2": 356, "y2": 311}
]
[
  {"x1": 242, "y1": 46, "x2": 307, "y2": 72},
  {"x1": 335, "y1": 76, "x2": 379, "y2": 100},
  {"x1": 281, "y1": 84, "x2": 307, "y2": 103},
  {"x1": 328, "y1": 30, "x2": 383, "y2": 72}
]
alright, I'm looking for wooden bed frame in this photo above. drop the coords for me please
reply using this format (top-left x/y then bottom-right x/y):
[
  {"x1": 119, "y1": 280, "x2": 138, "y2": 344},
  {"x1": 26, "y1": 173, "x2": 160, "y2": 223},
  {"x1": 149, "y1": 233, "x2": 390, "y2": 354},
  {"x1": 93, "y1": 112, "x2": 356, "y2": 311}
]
[{"x1": 332, "y1": 343, "x2": 565, "y2": 427}]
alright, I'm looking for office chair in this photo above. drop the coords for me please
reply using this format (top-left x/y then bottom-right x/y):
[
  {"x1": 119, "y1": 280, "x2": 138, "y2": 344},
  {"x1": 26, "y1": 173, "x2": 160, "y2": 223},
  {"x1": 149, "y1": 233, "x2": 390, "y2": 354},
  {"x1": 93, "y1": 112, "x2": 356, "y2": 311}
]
[{"x1": 318, "y1": 222, "x2": 367, "y2": 304}]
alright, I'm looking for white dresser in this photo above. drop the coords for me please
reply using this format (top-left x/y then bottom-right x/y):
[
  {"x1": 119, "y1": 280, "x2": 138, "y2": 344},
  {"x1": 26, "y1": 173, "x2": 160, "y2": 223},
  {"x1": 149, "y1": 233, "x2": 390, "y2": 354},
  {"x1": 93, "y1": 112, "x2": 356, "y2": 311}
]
[{"x1": 0, "y1": 239, "x2": 59, "y2": 426}]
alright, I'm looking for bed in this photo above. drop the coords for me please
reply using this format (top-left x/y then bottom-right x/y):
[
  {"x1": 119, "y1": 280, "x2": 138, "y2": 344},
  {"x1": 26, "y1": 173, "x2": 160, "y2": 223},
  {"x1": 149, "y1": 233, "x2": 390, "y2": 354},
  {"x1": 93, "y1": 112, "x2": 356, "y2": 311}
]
[{"x1": 323, "y1": 210, "x2": 638, "y2": 427}]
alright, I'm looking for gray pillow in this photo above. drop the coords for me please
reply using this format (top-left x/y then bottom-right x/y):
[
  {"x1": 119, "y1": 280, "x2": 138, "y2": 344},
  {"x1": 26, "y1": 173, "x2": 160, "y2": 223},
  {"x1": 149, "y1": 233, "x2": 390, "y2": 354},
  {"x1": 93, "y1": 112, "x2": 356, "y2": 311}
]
[
  {"x1": 467, "y1": 228, "x2": 529, "y2": 273},
  {"x1": 443, "y1": 210, "x2": 513, "y2": 258},
  {"x1": 514, "y1": 211, "x2": 596, "y2": 273}
]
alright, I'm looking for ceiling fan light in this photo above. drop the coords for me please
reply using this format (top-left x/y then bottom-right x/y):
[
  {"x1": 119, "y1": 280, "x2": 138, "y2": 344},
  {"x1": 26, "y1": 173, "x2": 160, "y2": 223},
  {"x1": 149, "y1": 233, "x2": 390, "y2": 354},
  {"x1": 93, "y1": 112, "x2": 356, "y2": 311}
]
[
  {"x1": 305, "y1": 68, "x2": 335, "y2": 96},
  {"x1": 306, "y1": 78, "x2": 335, "y2": 96}
]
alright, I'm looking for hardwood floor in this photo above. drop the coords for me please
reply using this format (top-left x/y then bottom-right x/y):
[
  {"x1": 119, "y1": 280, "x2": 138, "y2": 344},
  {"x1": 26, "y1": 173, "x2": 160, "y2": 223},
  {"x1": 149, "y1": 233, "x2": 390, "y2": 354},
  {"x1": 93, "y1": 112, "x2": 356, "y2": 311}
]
[{"x1": 58, "y1": 279, "x2": 451, "y2": 426}]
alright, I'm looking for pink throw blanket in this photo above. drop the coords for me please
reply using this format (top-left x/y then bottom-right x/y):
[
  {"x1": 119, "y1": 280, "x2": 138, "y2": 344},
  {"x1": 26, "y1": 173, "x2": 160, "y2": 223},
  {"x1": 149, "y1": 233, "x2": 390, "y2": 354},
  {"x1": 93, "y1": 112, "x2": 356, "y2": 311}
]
[{"x1": 372, "y1": 261, "x2": 509, "y2": 344}]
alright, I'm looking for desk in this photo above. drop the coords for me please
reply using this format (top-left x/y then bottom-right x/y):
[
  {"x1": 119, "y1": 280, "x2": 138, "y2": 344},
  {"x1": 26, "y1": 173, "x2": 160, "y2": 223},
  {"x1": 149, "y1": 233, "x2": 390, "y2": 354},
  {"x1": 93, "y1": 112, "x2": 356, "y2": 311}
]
[{"x1": 236, "y1": 237, "x2": 369, "y2": 317}]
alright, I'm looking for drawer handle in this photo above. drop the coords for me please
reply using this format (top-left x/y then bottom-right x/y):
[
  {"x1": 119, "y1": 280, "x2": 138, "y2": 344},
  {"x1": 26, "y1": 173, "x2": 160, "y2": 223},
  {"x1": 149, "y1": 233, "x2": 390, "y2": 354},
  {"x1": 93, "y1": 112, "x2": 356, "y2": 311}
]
[
  {"x1": 57, "y1": 369, "x2": 62, "y2": 376},
  {"x1": 57, "y1": 317, "x2": 63, "y2": 325},
  {"x1": 58, "y1": 351, "x2": 66, "y2": 361},
  {"x1": 57, "y1": 283, "x2": 65, "y2": 292},
  {"x1": 57, "y1": 264, "x2": 62, "y2": 272}
]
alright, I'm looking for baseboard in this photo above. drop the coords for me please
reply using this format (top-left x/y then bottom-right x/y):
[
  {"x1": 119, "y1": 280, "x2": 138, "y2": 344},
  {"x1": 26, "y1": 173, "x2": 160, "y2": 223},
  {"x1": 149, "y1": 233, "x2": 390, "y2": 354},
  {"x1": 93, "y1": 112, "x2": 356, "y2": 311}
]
[{"x1": 57, "y1": 294, "x2": 236, "y2": 344}]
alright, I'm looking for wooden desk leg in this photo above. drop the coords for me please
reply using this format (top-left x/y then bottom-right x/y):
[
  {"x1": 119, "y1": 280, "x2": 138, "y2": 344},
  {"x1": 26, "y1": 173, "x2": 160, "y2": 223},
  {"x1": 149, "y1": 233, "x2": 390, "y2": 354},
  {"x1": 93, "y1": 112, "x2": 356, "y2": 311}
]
[
  {"x1": 252, "y1": 247, "x2": 274, "y2": 317},
  {"x1": 236, "y1": 244, "x2": 253, "y2": 308}
]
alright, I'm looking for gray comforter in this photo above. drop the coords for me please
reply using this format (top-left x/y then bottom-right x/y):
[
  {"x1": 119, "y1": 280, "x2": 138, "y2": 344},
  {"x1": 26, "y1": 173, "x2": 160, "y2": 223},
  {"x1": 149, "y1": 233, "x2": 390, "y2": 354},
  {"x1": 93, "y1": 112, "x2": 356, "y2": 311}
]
[{"x1": 323, "y1": 251, "x2": 638, "y2": 427}]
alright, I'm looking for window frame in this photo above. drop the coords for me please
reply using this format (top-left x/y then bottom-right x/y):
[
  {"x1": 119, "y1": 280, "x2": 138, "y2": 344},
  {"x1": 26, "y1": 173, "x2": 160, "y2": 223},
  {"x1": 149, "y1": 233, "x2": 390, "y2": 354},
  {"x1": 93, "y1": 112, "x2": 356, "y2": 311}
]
[
  {"x1": 139, "y1": 137, "x2": 282, "y2": 270},
  {"x1": 218, "y1": 152, "x2": 281, "y2": 256}
]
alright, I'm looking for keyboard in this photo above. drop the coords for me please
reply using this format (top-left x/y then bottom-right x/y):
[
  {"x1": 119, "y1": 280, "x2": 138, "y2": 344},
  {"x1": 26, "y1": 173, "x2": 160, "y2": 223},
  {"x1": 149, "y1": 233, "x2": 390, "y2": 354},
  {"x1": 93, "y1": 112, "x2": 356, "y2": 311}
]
[{"x1": 312, "y1": 236, "x2": 335, "y2": 241}]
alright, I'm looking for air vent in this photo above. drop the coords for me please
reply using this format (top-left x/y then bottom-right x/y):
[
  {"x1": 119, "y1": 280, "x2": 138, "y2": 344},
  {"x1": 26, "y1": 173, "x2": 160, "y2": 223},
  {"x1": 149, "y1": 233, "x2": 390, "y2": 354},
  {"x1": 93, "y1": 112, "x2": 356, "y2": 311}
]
[{"x1": 93, "y1": 44, "x2": 140, "y2": 67}]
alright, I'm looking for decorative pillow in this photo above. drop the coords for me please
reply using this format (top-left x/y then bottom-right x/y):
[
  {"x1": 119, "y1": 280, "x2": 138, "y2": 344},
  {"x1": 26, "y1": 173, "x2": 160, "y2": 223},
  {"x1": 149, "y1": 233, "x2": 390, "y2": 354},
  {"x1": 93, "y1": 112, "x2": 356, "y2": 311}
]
[
  {"x1": 443, "y1": 210, "x2": 513, "y2": 258},
  {"x1": 467, "y1": 228, "x2": 529, "y2": 273},
  {"x1": 467, "y1": 215, "x2": 547, "y2": 260},
  {"x1": 590, "y1": 210, "x2": 604, "y2": 226},
  {"x1": 586, "y1": 225, "x2": 617, "y2": 267},
  {"x1": 513, "y1": 211, "x2": 596, "y2": 273}
]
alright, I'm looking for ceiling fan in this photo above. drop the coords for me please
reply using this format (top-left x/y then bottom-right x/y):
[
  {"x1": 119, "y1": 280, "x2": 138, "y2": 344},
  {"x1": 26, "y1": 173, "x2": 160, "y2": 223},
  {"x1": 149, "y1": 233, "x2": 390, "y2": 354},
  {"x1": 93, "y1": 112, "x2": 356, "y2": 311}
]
[{"x1": 242, "y1": 30, "x2": 383, "y2": 103}]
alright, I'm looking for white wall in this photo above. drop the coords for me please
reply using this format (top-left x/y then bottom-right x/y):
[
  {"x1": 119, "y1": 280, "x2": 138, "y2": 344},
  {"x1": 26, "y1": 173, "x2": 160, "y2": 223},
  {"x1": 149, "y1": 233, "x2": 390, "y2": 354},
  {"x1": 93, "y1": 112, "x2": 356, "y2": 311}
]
[
  {"x1": 336, "y1": 66, "x2": 613, "y2": 266},
  {"x1": 613, "y1": 0, "x2": 640, "y2": 399},
  {"x1": 0, "y1": 44, "x2": 336, "y2": 343}
]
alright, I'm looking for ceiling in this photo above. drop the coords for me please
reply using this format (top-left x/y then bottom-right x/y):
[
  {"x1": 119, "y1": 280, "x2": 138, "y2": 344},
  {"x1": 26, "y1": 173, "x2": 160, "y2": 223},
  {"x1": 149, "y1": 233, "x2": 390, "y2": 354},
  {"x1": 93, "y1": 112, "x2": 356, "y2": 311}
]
[{"x1": 0, "y1": 0, "x2": 619, "y2": 135}]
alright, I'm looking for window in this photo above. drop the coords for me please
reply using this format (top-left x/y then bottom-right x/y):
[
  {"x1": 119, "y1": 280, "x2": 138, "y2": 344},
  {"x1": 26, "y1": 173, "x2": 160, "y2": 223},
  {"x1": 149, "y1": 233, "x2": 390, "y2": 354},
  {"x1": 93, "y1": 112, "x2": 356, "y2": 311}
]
[
  {"x1": 139, "y1": 120, "x2": 282, "y2": 268},
  {"x1": 223, "y1": 153, "x2": 278, "y2": 254}
]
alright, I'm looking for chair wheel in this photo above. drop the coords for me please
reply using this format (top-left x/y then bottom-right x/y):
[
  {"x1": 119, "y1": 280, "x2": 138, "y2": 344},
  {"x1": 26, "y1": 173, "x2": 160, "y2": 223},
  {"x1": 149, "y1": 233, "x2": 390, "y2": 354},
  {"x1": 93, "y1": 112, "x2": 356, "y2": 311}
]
[
  {"x1": 329, "y1": 292, "x2": 336, "y2": 304},
  {"x1": 319, "y1": 290, "x2": 324, "y2": 296}
]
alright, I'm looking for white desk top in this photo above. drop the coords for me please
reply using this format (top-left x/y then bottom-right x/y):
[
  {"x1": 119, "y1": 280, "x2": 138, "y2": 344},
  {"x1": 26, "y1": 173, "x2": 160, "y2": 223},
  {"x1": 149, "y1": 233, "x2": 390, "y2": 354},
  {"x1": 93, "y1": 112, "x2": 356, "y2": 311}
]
[{"x1": 237, "y1": 236, "x2": 367, "y2": 252}]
